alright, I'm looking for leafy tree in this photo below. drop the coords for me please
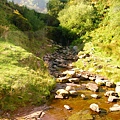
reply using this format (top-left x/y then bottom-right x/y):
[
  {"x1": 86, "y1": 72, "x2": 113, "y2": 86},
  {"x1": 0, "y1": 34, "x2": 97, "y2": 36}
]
[
  {"x1": 22, "y1": 8, "x2": 45, "y2": 31},
  {"x1": 47, "y1": 0, "x2": 67, "y2": 17},
  {"x1": 58, "y1": 3, "x2": 95, "y2": 37}
]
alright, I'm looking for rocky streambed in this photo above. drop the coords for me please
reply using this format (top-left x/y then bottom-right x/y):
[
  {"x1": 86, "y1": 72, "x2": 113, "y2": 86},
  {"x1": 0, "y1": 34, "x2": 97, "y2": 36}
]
[
  {"x1": 14, "y1": 47, "x2": 120, "y2": 120},
  {"x1": 42, "y1": 47, "x2": 120, "y2": 120}
]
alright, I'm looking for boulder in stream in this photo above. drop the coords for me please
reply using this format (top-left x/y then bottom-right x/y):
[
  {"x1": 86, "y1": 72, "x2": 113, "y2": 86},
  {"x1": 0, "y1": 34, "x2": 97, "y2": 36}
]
[
  {"x1": 69, "y1": 90, "x2": 78, "y2": 96},
  {"x1": 104, "y1": 91, "x2": 115, "y2": 97},
  {"x1": 91, "y1": 94, "x2": 100, "y2": 99},
  {"x1": 64, "y1": 105, "x2": 72, "y2": 110},
  {"x1": 90, "y1": 103, "x2": 100, "y2": 113},
  {"x1": 95, "y1": 79, "x2": 105, "y2": 86},
  {"x1": 86, "y1": 83, "x2": 99, "y2": 92},
  {"x1": 105, "y1": 81, "x2": 115, "y2": 87},
  {"x1": 108, "y1": 96, "x2": 119, "y2": 102},
  {"x1": 62, "y1": 70, "x2": 76, "y2": 77},
  {"x1": 109, "y1": 104, "x2": 120, "y2": 112},
  {"x1": 56, "y1": 89, "x2": 69, "y2": 98},
  {"x1": 65, "y1": 86, "x2": 75, "y2": 91}
]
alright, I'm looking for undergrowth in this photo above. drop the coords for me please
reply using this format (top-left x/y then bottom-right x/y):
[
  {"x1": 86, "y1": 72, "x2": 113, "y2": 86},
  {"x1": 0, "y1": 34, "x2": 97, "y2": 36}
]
[{"x1": 72, "y1": 0, "x2": 120, "y2": 83}]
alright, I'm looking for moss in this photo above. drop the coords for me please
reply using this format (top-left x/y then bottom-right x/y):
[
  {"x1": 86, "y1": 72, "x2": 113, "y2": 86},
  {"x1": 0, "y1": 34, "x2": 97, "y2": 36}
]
[{"x1": 67, "y1": 110, "x2": 93, "y2": 120}]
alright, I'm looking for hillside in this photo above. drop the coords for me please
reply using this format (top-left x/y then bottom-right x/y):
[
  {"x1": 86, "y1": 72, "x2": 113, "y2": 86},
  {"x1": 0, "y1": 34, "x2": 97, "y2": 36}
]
[
  {"x1": 71, "y1": 0, "x2": 120, "y2": 82},
  {"x1": 0, "y1": 0, "x2": 56, "y2": 112}
]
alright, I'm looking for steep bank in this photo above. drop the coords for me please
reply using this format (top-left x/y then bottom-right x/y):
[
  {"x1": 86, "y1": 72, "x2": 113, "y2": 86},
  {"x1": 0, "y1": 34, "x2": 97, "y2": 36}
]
[{"x1": 0, "y1": 0, "x2": 56, "y2": 113}]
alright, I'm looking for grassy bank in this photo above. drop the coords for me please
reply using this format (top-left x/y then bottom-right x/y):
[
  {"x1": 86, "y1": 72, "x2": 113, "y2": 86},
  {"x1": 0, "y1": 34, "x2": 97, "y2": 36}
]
[
  {"x1": 0, "y1": 37, "x2": 55, "y2": 111},
  {"x1": 73, "y1": 0, "x2": 120, "y2": 83},
  {"x1": 0, "y1": 0, "x2": 56, "y2": 112}
]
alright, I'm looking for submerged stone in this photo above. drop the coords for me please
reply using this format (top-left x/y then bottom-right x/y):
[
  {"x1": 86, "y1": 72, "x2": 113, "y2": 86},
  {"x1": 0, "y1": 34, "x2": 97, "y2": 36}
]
[
  {"x1": 56, "y1": 89, "x2": 69, "y2": 97},
  {"x1": 67, "y1": 110, "x2": 93, "y2": 120}
]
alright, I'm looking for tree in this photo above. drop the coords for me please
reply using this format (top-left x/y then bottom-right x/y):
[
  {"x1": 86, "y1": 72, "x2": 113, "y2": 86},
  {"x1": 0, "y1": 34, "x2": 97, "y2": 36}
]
[
  {"x1": 47, "y1": 0, "x2": 66, "y2": 17},
  {"x1": 58, "y1": 2, "x2": 95, "y2": 36}
]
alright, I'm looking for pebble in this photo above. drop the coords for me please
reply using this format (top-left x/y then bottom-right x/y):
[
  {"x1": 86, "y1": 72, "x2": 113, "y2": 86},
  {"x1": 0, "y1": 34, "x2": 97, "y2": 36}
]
[{"x1": 64, "y1": 105, "x2": 72, "y2": 110}]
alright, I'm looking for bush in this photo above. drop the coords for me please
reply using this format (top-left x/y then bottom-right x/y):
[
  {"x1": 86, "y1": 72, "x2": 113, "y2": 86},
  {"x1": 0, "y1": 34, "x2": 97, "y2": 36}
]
[
  {"x1": 58, "y1": 3, "x2": 95, "y2": 36},
  {"x1": 46, "y1": 26, "x2": 78, "y2": 46},
  {"x1": 11, "y1": 10, "x2": 32, "y2": 31}
]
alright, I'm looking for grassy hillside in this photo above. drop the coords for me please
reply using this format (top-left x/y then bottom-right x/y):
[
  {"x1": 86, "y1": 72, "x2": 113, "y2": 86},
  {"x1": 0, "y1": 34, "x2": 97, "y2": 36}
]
[
  {"x1": 0, "y1": 0, "x2": 55, "y2": 111},
  {"x1": 72, "y1": 0, "x2": 120, "y2": 83}
]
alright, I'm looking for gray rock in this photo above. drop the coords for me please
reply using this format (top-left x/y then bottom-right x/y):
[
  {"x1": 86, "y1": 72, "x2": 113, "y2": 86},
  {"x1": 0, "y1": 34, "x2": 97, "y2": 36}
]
[
  {"x1": 73, "y1": 46, "x2": 78, "y2": 54},
  {"x1": 24, "y1": 111, "x2": 45, "y2": 119},
  {"x1": 109, "y1": 104, "x2": 120, "y2": 111},
  {"x1": 95, "y1": 79, "x2": 105, "y2": 86},
  {"x1": 104, "y1": 91, "x2": 115, "y2": 97},
  {"x1": 66, "y1": 83, "x2": 81, "y2": 87},
  {"x1": 89, "y1": 76, "x2": 96, "y2": 81},
  {"x1": 56, "y1": 76, "x2": 69, "y2": 83},
  {"x1": 55, "y1": 94, "x2": 64, "y2": 99},
  {"x1": 68, "y1": 78, "x2": 80, "y2": 83},
  {"x1": 69, "y1": 90, "x2": 78, "y2": 96},
  {"x1": 64, "y1": 105, "x2": 72, "y2": 110},
  {"x1": 65, "y1": 86, "x2": 75, "y2": 91},
  {"x1": 62, "y1": 70, "x2": 75, "y2": 76},
  {"x1": 91, "y1": 94, "x2": 99, "y2": 99},
  {"x1": 108, "y1": 96, "x2": 119, "y2": 102},
  {"x1": 105, "y1": 81, "x2": 115, "y2": 87},
  {"x1": 81, "y1": 94, "x2": 87, "y2": 99},
  {"x1": 86, "y1": 83, "x2": 99, "y2": 92},
  {"x1": 115, "y1": 82, "x2": 120, "y2": 96},
  {"x1": 90, "y1": 103, "x2": 100, "y2": 112},
  {"x1": 56, "y1": 89, "x2": 69, "y2": 97}
]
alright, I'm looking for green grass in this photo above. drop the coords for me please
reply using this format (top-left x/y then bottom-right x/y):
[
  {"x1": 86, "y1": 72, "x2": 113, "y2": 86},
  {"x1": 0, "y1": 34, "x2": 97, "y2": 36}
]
[
  {"x1": 0, "y1": 38, "x2": 55, "y2": 111},
  {"x1": 0, "y1": 0, "x2": 57, "y2": 112},
  {"x1": 72, "y1": 0, "x2": 120, "y2": 83}
]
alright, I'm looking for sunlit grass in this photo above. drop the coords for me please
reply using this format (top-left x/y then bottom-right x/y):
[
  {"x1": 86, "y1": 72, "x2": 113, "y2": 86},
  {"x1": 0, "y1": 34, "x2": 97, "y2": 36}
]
[
  {"x1": 0, "y1": 37, "x2": 55, "y2": 111},
  {"x1": 73, "y1": 0, "x2": 120, "y2": 84}
]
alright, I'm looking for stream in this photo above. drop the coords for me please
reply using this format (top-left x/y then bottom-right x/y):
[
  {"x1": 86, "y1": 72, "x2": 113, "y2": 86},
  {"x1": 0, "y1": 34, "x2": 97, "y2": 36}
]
[{"x1": 41, "y1": 47, "x2": 120, "y2": 120}]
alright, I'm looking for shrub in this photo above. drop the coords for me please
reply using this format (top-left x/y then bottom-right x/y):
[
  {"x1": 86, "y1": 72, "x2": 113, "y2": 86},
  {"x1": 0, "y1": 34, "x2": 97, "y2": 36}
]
[{"x1": 11, "y1": 10, "x2": 32, "y2": 31}]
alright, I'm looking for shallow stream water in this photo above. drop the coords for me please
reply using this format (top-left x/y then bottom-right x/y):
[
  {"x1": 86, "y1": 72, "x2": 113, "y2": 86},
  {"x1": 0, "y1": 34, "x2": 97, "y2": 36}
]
[{"x1": 41, "y1": 81, "x2": 120, "y2": 120}]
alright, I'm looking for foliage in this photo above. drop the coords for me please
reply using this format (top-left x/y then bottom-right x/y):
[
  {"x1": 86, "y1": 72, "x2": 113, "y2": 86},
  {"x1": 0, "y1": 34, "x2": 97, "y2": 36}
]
[
  {"x1": 46, "y1": 26, "x2": 78, "y2": 46},
  {"x1": 47, "y1": 0, "x2": 67, "y2": 17},
  {"x1": 38, "y1": 13, "x2": 60, "y2": 27},
  {"x1": 11, "y1": 10, "x2": 32, "y2": 31},
  {"x1": 58, "y1": 2, "x2": 100, "y2": 40},
  {"x1": 73, "y1": 0, "x2": 120, "y2": 83},
  {"x1": 8, "y1": 2, "x2": 60, "y2": 31}
]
